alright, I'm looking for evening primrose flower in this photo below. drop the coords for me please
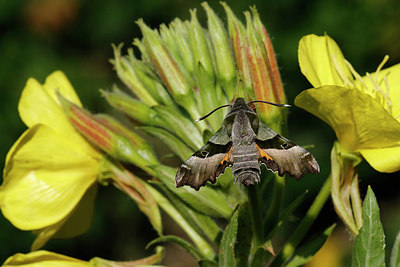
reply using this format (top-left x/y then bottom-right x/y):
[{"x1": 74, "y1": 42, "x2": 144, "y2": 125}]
[
  {"x1": 0, "y1": 71, "x2": 105, "y2": 249},
  {"x1": 3, "y1": 248, "x2": 164, "y2": 266},
  {"x1": 295, "y1": 34, "x2": 400, "y2": 173}
]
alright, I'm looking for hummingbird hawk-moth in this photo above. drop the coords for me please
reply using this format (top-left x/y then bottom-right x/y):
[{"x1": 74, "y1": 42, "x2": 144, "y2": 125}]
[{"x1": 175, "y1": 98, "x2": 319, "y2": 190}]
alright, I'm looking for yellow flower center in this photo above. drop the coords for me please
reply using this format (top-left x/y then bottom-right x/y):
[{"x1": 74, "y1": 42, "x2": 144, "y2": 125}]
[{"x1": 333, "y1": 55, "x2": 393, "y2": 116}]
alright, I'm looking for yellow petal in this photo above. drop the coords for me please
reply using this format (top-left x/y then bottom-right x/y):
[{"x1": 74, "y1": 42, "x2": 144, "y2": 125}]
[
  {"x1": 360, "y1": 145, "x2": 400, "y2": 173},
  {"x1": 295, "y1": 86, "x2": 400, "y2": 150},
  {"x1": 43, "y1": 71, "x2": 82, "y2": 107},
  {"x1": 355, "y1": 63, "x2": 400, "y2": 119},
  {"x1": 0, "y1": 125, "x2": 99, "y2": 230},
  {"x1": 3, "y1": 250, "x2": 90, "y2": 267},
  {"x1": 298, "y1": 34, "x2": 353, "y2": 88},
  {"x1": 17, "y1": 72, "x2": 94, "y2": 153},
  {"x1": 31, "y1": 185, "x2": 97, "y2": 250}
]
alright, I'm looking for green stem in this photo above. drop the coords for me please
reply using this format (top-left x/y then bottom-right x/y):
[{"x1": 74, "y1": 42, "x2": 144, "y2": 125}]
[
  {"x1": 248, "y1": 184, "x2": 263, "y2": 254},
  {"x1": 275, "y1": 175, "x2": 332, "y2": 265},
  {"x1": 265, "y1": 173, "x2": 285, "y2": 233},
  {"x1": 145, "y1": 184, "x2": 216, "y2": 260},
  {"x1": 350, "y1": 174, "x2": 363, "y2": 229}
]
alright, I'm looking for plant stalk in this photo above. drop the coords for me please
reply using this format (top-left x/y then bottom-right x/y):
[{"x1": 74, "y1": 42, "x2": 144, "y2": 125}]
[{"x1": 275, "y1": 175, "x2": 332, "y2": 265}]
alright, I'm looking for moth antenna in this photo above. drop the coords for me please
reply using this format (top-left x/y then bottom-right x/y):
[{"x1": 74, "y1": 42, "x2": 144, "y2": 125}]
[
  {"x1": 248, "y1": 100, "x2": 291, "y2": 108},
  {"x1": 194, "y1": 104, "x2": 232, "y2": 122}
]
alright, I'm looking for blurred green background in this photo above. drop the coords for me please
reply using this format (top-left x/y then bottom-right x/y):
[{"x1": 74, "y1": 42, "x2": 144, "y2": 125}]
[{"x1": 0, "y1": 0, "x2": 399, "y2": 266}]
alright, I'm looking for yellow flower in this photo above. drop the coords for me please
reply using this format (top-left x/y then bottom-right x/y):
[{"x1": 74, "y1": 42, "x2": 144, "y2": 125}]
[
  {"x1": 3, "y1": 247, "x2": 164, "y2": 267},
  {"x1": 0, "y1": 71, "x2": 104, "y2": 249},
  {"x1": 295, "y1": 34, "x2": 400, "y2": 172},
  {"x1": 3, "y1": 251, "x2": 90, "y2": 267}
]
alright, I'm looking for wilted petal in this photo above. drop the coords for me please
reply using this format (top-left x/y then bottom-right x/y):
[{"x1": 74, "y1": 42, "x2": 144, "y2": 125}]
[
  {"x1": 0, "y1": 125, "x2": 99, "y2": 230},
  {"x1": 360, "y1": 145, "x2": 400, "y2": 173},
  {"x1": 298, "y1": 34, "x2": 353, "y2": 88},
  {"x1": 295, "y1": 85, "x2": 400, "y2": 151}
]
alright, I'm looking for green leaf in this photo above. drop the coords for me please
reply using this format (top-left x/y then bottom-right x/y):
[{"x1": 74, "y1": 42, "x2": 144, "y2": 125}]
[
  {"x1": 147, "y1": 235, "x2": 203, "y2": 260},
  {"x1": 219, "y1": 208, "x2": 239, "y2": 267},
  {"x1": 199, "y1": 259, "x2": 218, "y2": 267},
  {"x1": 235, "y1": 203, "x2": 253, "y2": 267},
  {"x1": 286, "y1": 224, "x2": 336, "y2": 267},
  {"x1": 391, "y1": 230, "x2": 400, "y2": 267},
  {"x1": 352, "y1": 186, "x2": 386, "y2": 267},
  {"x1": 250, "y1": 246, "x2": 273, "y2": 267}
]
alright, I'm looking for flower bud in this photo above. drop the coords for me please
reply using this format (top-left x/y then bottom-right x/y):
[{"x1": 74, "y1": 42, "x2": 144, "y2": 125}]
[
  {"x1": 95, "y1": 114, "x2": 159, "y2": 166},
  {"x1": 222, "y1": 2, "x2": 253, "y2": 99},
  {"x1": 101, "y1": 88, "x2": 165, "y2": 127},
  {"x1": 137, "y1": 19, "x2": 207, "y2": 132},
  {"x1": 59, "y1": 95, "x2": 159, "y2": 172},
  {"x1": 202, "y1": 2, "x2": 236, "y2": 100},
  {"x1": 245, "y1": 11, "x2": 284, "y2": 129},
  {"x1": 111, "y1": 43, "x2": 158, "y2": 106},
  {"x1": 251, "y1": 6, "x2": 286, "y2": 104},
  {"x1": 189, "y1": 9, "x2": 215, "y2": 80},
  {"x1": 170, "y1": 18, "x2": 194, "y2": 75}
]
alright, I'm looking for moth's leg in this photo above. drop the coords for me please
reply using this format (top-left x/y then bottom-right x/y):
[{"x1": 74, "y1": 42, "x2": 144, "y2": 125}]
[
  {"x1": 220, "y1": 146, "x2": 233, "y2": 165},
  {"x1": 256, "y1": 144, "x2": 273, "y2": 161}
]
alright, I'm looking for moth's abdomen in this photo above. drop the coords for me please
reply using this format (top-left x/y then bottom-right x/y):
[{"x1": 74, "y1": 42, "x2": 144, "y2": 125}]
[{"x1": 232, "y1": 145, "x2": 260, "y2": 186}]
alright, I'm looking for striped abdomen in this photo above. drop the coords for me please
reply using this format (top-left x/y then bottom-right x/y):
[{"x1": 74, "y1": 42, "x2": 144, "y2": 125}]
[{"x1": 231, "y1": 109, "x2": 261, "y2": 186}]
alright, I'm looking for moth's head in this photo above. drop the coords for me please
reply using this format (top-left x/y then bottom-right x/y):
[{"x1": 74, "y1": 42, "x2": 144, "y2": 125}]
[
  {"x1": 194, "y1": 98, "x2": 290, "y2": 123},
  {"x1": 231, "y1": 98, "x2": 253, "y2": 112}
]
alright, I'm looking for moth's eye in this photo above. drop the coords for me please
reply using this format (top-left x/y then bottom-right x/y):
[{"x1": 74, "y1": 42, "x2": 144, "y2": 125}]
[{"x1": 281, "y1": 143, "x2": 289, "y2": 149}]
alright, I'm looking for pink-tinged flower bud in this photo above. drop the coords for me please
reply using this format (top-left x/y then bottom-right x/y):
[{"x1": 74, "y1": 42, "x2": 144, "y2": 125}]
[
  {"x1": 245, "y1": 11, "x2": 284, "y2": 129},
  {"x1": 95, "y1": 114, "x2": 159, "y2": 166},
  {"x1": 59, "y1": 95, "x2": 159, "y2": 172},
  {"x1": 222, "y1": 2, "x2": 253, "y2": 99},
  {"x1": 251, "y1": 7, "x2": 286, "y2": 104}
]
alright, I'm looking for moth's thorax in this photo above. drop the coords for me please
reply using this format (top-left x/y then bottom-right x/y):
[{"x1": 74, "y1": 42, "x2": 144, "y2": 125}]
[
  {"x1": 224, "y1": 98, "x2": 259, "y2": 136},
  {"x1": 231, "y1": 108, "x2": 260, "y2": 186}
]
